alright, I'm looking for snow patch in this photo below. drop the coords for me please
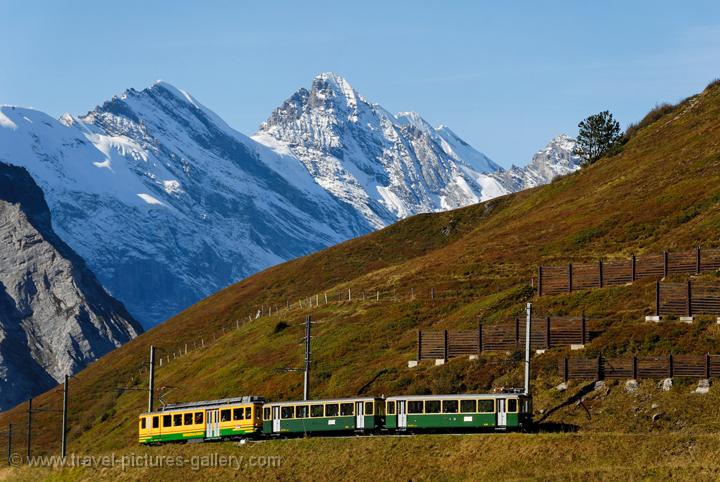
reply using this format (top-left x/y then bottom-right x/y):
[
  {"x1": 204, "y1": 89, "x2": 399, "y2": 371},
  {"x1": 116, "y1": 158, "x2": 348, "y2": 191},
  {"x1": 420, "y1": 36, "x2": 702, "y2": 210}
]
[
  {"x1": 137, "y1": 193, "x2": 166, "y2": 206},
  {"x1": 162, "y1": 180, "x2": 182, "y2": 195},
  {"x1": 0, "y1": 111, "x2": 17, "y2": 130}
]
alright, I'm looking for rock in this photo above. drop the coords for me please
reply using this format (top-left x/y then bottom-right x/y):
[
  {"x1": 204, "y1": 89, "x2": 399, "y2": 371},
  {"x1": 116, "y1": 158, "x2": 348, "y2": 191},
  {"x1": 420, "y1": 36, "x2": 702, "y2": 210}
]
[
  {"x1": 556, "y1": 382, "x2": 568, "y2": 392},
  {"x1": 625, "y1": 380, "x2": 639, "y2": 393},
  {"x1": 652, "y1": 412, "x2": 664, "y2": 423},
  {"x1": 0, "y1": 163, "x2": 142, "y2": 410},
  {"x1": 695, "y1": 379, "x2": 711, "y2": 394},
  {"x1": 651, "y1": 403, "x2": 659, "y2": 410},
  {"x1": 659, "y1": 378, "x2": 673, "y2": 391},
  {"x1": 594, "y1": 380, "x2": 606, "y2": 391}
]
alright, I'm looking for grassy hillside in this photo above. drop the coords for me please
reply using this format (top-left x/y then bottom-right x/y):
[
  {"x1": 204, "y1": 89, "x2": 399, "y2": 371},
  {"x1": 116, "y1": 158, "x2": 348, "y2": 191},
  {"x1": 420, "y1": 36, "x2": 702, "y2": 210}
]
[
  {"x1": 1, "y1": 79, "x2": 720, "y2": 474},
  {"x1": 3, "y1": 432, "x2": 720, "y2": 481}
]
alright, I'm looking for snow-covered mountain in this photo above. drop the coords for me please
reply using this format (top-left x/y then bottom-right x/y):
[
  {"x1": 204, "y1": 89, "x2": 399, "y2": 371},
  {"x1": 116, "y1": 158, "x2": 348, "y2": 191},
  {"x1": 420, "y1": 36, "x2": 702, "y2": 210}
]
[
  {"x1": 0, "y1": 73, "x2": 580, "y2": 329},
  {"x1": 0, "y1": 83, "x2": 372, "y2": 327},
  {"x1": 254, "y1": 73, "x2": 507, "y2": 224},
  {"x1": 254, "y1": 73, "x2": 580, "y2": 226},
  {"x1": 0, "y1": 162, "x2": 141, "y2": 410},
  {"x1": 491, "y1": 134, "x2": 582, "y2": 191}
]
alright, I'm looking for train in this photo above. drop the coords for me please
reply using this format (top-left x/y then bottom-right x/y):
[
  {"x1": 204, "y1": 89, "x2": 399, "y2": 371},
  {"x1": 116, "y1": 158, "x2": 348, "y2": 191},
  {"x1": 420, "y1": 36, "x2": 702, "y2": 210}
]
[{"x1": 138, "y1": 391, "x2": 533, "y2": 444}]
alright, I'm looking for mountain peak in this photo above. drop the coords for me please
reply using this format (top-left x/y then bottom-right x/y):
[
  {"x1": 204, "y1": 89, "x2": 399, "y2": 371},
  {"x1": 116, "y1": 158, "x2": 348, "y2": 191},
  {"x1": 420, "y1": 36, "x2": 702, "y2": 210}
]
[
  {"x1": 395, "y1": 111, "x2": 434, "y2": 134},
  {"x1": 149, "y1": 80, "x2": 198, "y2": 107},
  {"x1": 310, "y1": 72, "x2": 362, "y2": 109}
]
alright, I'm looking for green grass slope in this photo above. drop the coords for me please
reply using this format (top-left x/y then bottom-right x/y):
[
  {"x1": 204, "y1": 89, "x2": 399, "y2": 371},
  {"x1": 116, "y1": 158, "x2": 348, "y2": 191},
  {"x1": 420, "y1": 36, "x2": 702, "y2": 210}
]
[{"x1": 1, "y1": 79, "x2": 720, "y2": 466}]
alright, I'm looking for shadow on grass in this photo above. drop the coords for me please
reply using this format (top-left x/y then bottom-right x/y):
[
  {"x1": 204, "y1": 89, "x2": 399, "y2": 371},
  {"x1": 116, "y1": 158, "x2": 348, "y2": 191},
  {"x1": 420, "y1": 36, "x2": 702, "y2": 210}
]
[{"x1": 532, "y1": 381, "x2": 599, "y2": 431}]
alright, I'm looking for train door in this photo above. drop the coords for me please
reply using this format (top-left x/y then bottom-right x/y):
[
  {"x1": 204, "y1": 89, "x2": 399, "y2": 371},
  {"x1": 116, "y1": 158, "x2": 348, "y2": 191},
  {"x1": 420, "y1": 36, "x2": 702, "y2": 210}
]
[
  {"x1": 398, "y1": 400, "x2": 407, "y2": 430},
  {"x1": 497, "y1": 399, "x2": 507, "y2": 428},
  {"x1": 272, "y1": 406, "x2": 281, "y2": 433},
  {"x1": 206, "y1": 409, "x2": 220, "y2": 438},
  {"x1": 356, "y1": 401, "x2": 365, "y2": 430}
]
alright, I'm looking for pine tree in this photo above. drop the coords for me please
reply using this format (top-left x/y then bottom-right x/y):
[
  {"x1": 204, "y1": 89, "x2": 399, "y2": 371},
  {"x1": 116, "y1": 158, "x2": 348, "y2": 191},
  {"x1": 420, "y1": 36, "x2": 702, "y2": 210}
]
[{"x1": 575, "y1": 111, "x2": 621, "y2": 165}]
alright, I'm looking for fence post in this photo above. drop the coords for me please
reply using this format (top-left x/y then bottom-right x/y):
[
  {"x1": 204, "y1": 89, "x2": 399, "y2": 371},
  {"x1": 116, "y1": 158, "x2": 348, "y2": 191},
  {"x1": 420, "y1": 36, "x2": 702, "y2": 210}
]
[
  {"x1": 696, "y1": 246, "x2": 701, "y2": 274},
  {"x1": 631, "y1": 253, "x2": 636, "y2": 282},
  {"x1": 563, "y1": 357, "x2": 569, "y2": 383},
  {"x1": 632, "y1": 355, "x2": 638, "y2": 380},
  {"x1": 687, "y1": 280, "x2": 693, "y2": 317},
  {"x1": 443, "y1": 330, "x2": 448, "y2": 362},
  {"x1": 514, "y1": 317, "x2": 520, "y2": 349},
  {"x1": 669, "y1": 354, "x2": 673, "y2": 378},
  {"x1": 663, "y1": 250, "x2": 668, "y2": 278},
  {"x1": 706, "y1": 353, "x2": 711, "y2": 379},
  {"x1": 568, "y1": 263, "x2": 573, "y2": 293},
  {"x1": 597, "y1": 355, "x2": 603, "y2": 380},
  {"x1": 431, "y1": 287, "x2": 435, "y2": 300},
  {"x1": 538, "y1": 266, "x2": 543, "y2": 296},
  {"x1": 656, "y1": 281, "x2": 661, "y2": 316},
  {"x1": 478, "y1": 321, "x2": 483, "y2": 353},
  {"x1": 581, "y1": 313, "x2": 587, "y2": 344},
  {"x1": 417, "y1": 331, "x2": 421, "y2": 361},
  {"x1": 599, "y1": 259, "x2": 604, "y2": 288},
  {"x1": 545, "y1": 316, "x2": 551, "y2": 349}
]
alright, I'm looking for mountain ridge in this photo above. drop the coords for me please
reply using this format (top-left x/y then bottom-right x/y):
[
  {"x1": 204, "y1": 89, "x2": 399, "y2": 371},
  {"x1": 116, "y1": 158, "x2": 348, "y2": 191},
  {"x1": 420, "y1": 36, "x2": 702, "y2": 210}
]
[{"x1": 1, "y1": 73, "x2": 580, "y2": 328}]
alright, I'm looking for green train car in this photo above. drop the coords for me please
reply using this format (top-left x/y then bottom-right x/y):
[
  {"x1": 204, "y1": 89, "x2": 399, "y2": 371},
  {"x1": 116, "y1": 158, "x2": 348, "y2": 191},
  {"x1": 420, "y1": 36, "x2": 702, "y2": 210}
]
[
  {"x1": 384, "y1": 393, "x2": 532, "y2": 432},
  {"x1": 262, "y1": 397, "x2": 384, "y2": 435}
]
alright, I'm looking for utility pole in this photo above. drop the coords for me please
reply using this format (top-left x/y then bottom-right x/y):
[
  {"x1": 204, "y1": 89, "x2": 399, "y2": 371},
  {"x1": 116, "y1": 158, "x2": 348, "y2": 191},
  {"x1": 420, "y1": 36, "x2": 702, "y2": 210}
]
[
  {"x1": 7, "y1": 423, "x2": 11, "y2": 466},
  {"x1": 524, "y1": 303, "x2": 532, "y2": 396},
  {"x1": 148, "y1": 345, "x2": 155, "y2": 413},
  {"x1": 303, "y1": 316, "x2": 312, "y2": 401},
  {"x1": 26, "y1": 398, "x2": 31, "y2": 463},
  {"x1": 61, "y1": 375, "x2": 68, "y2": 458}
]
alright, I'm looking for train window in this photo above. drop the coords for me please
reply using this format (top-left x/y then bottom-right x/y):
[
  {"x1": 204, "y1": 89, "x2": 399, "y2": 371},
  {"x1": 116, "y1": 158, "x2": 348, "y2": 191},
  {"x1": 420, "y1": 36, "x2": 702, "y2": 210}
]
[
  {"x1": 221, "y1": 409, "x2": 231, "y2": 422},
  {"x1": 153, "y1": 416, "x2": 159, "y2": 429},
  {"x1": 460, "y1": 400, "x2": 476, "y2": 413},
  {"x1": 340, "y1": 403, "x2": 354, "y2": 416},
  {"x1": 408, "y1": 401, "x2": 424, "y2": 414},
  {"x1": 325, "y1": 404, "x2": 339, "y2": 417},
  {"x1": 141, "y1": 417, "x2": 147, "y2": 429},
  {"x1": 508, "y1": 399, "x2": 518, "y2": 413},
  {"x1": 281, "y1": 406, "x2": 295, "y2": 419},
  {"x1": 296, "y1": 405, "x2": 309, "y2": 418},
  {"x1": 173, "y1": 414, "x2": 182, "y2": 426},
  {"x1": 522, "y1": 399, "x2": 531, "y2": 413},
  {"x1": 184, "y1": 413, "x2": 193, "y2": 425},
  {"x1": 263, "y1": 407, "x2": 271, "y2": 420},
  {"x1": 425, "y1": 400, "x2": 440, "y2": 414},
  {"x1": 364, "y1": 402, "x2": 374, "y2": 415},
  {"x1": 442, "y1": 400, "x2": 458, "y2": 413},
  {"x1": 310, "y1": 404, "x2": 324, "y2": 417},
  {"x1": 386, "y1": 401, "x2": 396, "y2": 415},
  {"x1": 246, "y1": 407, "x2": 252, "y2": 419},
  {"x1": 195, "y1": 412, "x2": 204, "y2": 424},
  {"x1": 233, "y1": 408, "x2": 243, "y2": 420},
  {"x1": 478, "y1": 399, "x2": 494, "y2": 413},
  {"x1": 163, "y1": 415, "x2": 172, "y2": 427}
]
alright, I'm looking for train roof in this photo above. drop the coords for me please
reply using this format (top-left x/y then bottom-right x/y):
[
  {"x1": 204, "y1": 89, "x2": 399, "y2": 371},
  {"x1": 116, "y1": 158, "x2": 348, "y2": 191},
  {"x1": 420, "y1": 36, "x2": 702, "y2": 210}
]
[
  {"x1": 264, "y1": 396, "x2": 381, "y2": 406},
  {"x1": 385, "y1": 393, "x2": 528, "y2": 401},
  {"x1": 141, "y1": 395, "x2": 264, "y2": 415}
]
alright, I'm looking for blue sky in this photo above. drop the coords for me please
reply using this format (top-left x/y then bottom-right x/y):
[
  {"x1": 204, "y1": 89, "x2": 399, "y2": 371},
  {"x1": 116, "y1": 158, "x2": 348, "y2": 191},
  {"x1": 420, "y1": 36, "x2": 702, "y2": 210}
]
[{"x1": 2, "y1": 0, "x2": 719, "y2": 167}]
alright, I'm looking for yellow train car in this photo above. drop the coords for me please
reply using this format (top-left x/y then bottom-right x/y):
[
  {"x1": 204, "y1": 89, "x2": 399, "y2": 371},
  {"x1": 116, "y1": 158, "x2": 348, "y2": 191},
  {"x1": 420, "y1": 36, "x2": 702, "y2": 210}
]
[{"x1": 139, "y1": 396, "x2": 264, "y2": 444}]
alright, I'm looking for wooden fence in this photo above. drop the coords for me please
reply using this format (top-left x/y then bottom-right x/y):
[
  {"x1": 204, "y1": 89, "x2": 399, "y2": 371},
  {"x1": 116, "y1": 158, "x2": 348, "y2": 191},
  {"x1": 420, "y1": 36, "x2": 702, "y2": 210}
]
[
  {"x1": 417, "y1": 316, "x2": 589, "y2": 360},
  {"x1": 560, "y1": 354, "x2": 720, "y2": 381},
  {"x1": 656, "y1": 281, "x2": 720, "y2": 316},
  {"x1": 538, "y1": 247, "x2": 720, "y2": 296}
]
